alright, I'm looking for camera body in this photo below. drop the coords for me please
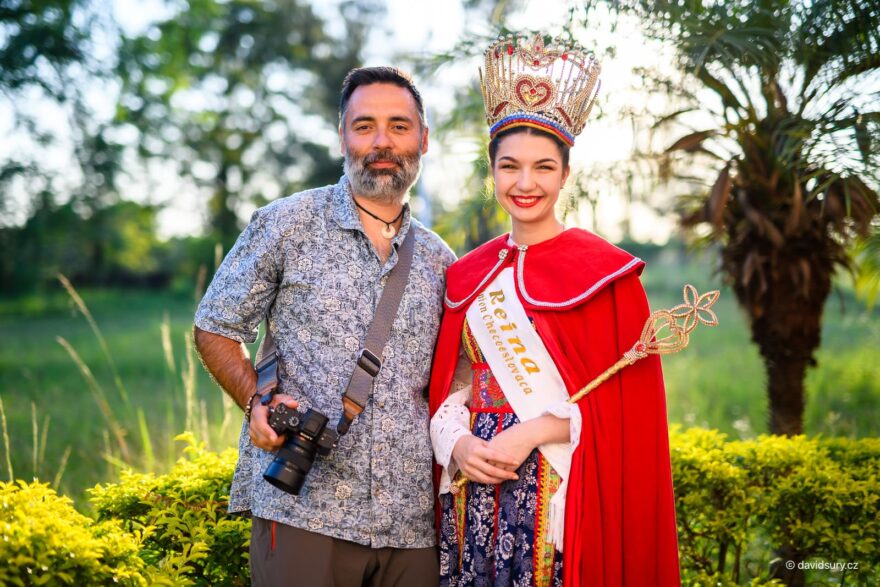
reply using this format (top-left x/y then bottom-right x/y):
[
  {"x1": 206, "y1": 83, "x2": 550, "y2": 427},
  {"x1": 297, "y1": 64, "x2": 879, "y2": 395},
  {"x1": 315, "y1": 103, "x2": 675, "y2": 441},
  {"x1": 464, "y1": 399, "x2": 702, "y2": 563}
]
[{"x1": 262, "y1": 404, "x2": 339, "y2": 495}]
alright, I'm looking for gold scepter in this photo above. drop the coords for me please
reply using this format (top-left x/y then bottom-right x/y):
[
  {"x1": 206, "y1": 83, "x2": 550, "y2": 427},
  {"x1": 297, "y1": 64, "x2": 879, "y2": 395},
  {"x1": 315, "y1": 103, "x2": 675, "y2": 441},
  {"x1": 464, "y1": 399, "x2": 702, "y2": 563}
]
[{"x1": 450, "y1": 284, "x2": 720, "y2": 494}]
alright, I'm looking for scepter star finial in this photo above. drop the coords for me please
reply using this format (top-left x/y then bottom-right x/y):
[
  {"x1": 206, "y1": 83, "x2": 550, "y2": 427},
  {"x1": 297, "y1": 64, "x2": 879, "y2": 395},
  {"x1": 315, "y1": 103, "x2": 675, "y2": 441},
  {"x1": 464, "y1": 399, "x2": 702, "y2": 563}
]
[
  {"x1": 568, "y1": 284, "x2": 720, "y2": 404},
  {"x1": 671, "y1": 284, "x2": 720, "y2": 333}
]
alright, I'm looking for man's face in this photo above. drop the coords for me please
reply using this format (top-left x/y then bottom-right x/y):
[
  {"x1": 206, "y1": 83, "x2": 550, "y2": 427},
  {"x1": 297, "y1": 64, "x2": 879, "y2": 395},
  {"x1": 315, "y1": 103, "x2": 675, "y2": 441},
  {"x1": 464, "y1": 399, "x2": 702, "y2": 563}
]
[{"x1": 340, "y1": 83, "x2": 429, "y2": 203}]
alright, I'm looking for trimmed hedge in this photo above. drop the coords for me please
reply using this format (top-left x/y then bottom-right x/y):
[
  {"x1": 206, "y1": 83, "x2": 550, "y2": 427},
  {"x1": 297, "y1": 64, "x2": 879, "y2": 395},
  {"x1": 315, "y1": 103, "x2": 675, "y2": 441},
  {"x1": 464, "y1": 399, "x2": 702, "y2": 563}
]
[
  {"x1": 0, "y1": 480, "x2": 152, "y2": 586},
  {"x1": 88, "y1": 433, "x2": 250, "y2": 586},
  {"x1": 1, "y1": 429, "x2": 877, "y2": 585},
  {"x1": 672, "y1": 428, "x2": 880, "y2": 585}
]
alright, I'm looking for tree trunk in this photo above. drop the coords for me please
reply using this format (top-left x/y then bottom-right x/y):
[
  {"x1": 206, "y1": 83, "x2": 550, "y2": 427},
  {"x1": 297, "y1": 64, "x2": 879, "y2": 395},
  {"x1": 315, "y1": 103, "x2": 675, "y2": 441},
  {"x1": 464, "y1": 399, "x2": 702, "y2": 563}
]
[
  {"x1": 765, "y1": 354, "x2": 808, "y2": 436},
  {"x1": 769, "y1": 545, "x2": 806, "y2": 586},
  {"x1": 210, "y1": 163, "x2": 239, "y2": 250},
  {"x1": 743, "y1": 258, "x2": 829, "y2": 438},
  {"x1": 740, "y1": 254, "x2": 830, "y2": 587}
]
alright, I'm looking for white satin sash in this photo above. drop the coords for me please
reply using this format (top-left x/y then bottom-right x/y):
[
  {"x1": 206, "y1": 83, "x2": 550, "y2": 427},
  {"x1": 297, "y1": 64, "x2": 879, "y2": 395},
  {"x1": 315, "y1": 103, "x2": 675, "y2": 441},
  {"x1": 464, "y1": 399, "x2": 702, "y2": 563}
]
[{"x1": 465, "y1": 267, "x2": 571, "y2": 548}]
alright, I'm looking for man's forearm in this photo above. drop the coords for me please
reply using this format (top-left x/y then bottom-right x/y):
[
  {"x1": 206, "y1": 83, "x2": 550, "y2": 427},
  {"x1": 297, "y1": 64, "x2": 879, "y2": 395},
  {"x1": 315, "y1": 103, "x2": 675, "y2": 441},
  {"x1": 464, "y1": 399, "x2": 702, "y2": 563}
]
[{"x1": 193, "y1": 326, "x2": 257, "y2": 410}]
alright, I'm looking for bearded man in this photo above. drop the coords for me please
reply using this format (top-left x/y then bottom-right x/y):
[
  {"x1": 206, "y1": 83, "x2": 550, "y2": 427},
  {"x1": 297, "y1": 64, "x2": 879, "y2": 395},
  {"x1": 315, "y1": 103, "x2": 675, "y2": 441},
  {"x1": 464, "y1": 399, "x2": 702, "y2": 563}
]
[{"x1": 194, "y1": 67, "x2": 454, "y2": 587}]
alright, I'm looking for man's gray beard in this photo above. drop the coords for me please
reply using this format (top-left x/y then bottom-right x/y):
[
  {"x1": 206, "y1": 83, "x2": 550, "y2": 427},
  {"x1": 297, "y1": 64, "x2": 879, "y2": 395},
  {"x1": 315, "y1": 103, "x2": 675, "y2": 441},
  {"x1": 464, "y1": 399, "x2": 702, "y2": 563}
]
[{"x1": 343, "y1": 148, "x2": 422, "y2": 205}]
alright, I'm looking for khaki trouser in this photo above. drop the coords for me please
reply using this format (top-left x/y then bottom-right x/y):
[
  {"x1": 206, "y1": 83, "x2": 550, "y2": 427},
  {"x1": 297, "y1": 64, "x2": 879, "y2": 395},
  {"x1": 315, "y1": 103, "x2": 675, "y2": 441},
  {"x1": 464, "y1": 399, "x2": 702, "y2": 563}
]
[{"x1": 250, "y1": 517, "x2": 439, "y2": 587}]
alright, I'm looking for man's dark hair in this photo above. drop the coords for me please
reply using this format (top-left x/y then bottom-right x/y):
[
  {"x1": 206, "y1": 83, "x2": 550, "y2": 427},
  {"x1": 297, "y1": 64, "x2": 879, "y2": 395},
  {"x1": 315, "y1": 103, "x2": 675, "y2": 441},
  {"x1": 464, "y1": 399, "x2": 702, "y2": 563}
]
[{"x1": 339, "y1": 66, "x2": 426, "y2": 129}]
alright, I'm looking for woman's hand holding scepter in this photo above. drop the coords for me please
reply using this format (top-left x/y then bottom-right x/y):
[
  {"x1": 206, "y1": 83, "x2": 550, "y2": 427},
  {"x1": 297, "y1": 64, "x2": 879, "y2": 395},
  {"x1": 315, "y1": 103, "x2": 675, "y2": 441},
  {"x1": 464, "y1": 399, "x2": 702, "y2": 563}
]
[{"x1": 450, "y1": 284, "x2": 720, "y2": 494}]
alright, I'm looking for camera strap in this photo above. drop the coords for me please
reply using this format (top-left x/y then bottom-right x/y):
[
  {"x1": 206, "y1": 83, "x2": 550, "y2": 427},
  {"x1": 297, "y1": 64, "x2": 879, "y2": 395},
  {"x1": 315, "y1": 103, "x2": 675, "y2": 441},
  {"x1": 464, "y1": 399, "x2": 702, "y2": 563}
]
[
  {"x1": 337, "y1": 227, "x2": 415, "y2": 435},
  {"x1": 253, "y1": 226, "x2": 416, "y2": 431}
]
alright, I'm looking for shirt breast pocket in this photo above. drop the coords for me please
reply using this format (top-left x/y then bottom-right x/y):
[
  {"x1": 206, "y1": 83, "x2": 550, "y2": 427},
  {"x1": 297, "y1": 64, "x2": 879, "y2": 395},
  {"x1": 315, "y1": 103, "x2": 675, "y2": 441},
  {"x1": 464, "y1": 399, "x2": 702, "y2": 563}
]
[
  {"x1": 276, "y1": 266, "x2": 358, "y2": 347},
  {"x1": 397, "y1": 268, "x2": 444, "y2": 370}
]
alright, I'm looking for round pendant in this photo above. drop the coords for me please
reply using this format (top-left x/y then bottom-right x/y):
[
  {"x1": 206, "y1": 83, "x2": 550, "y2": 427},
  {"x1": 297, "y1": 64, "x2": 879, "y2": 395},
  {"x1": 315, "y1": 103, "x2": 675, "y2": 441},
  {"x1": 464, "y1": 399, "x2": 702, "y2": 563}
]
[{"x1": 381, "y1": 224, "x2": 396, "y2": 239}]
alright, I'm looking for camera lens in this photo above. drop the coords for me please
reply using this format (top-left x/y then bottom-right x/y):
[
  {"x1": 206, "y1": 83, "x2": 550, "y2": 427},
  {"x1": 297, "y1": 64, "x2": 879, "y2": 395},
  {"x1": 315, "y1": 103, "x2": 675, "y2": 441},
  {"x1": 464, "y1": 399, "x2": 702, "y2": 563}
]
[{"x1": 263, "y1": 433, "x2": 319, "y2": 495}]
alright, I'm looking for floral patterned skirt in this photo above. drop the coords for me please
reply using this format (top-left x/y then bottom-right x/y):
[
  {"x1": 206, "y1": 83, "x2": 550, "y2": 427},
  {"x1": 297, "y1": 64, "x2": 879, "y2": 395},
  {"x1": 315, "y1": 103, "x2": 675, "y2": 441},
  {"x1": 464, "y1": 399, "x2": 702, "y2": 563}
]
[{"x1": 439, "y1": 408, "x2": 563, "y2": 587}]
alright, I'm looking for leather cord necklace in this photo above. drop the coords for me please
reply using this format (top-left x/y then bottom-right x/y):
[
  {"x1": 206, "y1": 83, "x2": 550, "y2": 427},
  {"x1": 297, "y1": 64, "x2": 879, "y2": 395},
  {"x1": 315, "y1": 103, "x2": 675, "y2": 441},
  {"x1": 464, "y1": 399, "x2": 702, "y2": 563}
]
[{"x1": 353, "y1": 198, "x2": 405, "y2": 239}]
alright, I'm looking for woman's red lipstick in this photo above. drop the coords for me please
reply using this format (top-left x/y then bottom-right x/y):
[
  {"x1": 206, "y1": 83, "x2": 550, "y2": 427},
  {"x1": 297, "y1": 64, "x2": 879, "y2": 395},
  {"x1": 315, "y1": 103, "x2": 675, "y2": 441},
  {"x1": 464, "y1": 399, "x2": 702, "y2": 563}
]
[{"x1": 510, "y1": 195, "x2": 541, "y2": 208}]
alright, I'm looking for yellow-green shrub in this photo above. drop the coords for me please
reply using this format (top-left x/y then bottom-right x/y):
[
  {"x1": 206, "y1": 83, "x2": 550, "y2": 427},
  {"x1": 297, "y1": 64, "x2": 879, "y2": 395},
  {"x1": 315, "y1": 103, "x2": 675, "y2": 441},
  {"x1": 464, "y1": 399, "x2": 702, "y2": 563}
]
[
  {"x1": 671, "y1": 428, "x2": 880, "y2": 585},
  {"x1": 88, "y1": 434, "x2": 250, "y2": 586},
  {"x1": 0, "y1": 480, "x2": 151, "y2": 586},
  {"x1": 3, "y1": 429, "x2": 877, "y2": 585}
]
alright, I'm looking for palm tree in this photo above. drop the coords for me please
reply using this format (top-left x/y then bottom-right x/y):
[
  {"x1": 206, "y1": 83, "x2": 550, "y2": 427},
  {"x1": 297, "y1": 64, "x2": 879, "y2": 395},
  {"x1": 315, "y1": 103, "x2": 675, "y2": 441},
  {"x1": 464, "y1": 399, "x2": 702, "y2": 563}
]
[
  {"x1": 854, "y1": 227, "x2": 880, "y2": 307},
  {"x1": 604, "y1": 0, "x2": 879, "y2": 438}
]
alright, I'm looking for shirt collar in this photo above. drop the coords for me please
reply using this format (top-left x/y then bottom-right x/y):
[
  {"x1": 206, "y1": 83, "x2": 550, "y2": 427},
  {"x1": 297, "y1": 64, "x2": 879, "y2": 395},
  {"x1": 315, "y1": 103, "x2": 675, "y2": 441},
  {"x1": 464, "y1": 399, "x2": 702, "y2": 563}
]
[
  {"x1": 331, "y1": 175, "x2": 415, "y2": 248},
  {"x1": 330, "y1": 176, "x2": 362, "y2": 231}
]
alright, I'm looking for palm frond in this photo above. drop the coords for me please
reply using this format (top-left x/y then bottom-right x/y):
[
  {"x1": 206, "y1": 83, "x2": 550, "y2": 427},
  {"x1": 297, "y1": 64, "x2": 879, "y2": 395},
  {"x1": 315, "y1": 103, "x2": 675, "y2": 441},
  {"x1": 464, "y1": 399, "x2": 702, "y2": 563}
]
[
  {"x1": 665, "y1": 130, "x2": 718, "y2": 153},
  {"x1": 854, "y1": 226, "x2": 880, "y2": 307},
  {"x1": 651, "y1": 107, "x2": 699, "y2": 129},
  {"x1": 696, "y1": 67, "x2": 747, "y2": 114},
  {"x1": 707, "y1": 164, "x2": 732, "y2": 230},
  {"x1": 797, "y1": 0, "x2": 880, "y2": 94}
]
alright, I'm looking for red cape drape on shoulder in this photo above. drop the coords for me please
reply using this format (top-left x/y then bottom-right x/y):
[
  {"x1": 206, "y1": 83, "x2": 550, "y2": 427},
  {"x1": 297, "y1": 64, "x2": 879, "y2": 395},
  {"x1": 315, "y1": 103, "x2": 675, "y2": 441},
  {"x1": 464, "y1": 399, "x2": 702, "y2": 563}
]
[{"x1": 429, "y1": 229, "x2": 681, "y2": 586}]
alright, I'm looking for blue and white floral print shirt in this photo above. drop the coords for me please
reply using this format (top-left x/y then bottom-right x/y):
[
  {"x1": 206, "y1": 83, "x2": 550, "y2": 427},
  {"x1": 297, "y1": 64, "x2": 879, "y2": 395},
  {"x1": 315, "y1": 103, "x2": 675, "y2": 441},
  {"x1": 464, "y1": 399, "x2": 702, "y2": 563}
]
[{"x1": 195, "y1": 176, "x2": 455, "y2": 548}]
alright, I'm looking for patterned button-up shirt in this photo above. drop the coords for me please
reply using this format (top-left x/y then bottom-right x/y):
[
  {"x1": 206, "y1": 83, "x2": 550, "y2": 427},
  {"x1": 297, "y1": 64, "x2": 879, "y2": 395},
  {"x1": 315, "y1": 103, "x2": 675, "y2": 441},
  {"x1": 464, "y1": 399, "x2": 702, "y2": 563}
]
[{"x1": 195, "y1": 176, "x2": 455, "y2": 548}]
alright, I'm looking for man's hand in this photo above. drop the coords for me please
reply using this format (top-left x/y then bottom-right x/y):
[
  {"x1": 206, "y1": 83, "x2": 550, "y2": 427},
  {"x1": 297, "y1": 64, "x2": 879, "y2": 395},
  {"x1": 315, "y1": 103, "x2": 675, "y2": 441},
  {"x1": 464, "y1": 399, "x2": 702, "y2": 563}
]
[
  {"x1": 451, "y1": 435, "x2": 520, "y2": 485},
  {"x1": 249, "y1": 393, "x2": 300, "y2": 451}
]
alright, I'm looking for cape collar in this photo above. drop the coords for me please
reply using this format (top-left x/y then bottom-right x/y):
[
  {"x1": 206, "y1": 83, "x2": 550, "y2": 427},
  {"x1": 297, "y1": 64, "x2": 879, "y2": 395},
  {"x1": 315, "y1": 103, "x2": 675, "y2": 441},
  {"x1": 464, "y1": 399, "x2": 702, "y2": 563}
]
[{"x1": 444, "y1": 228, "x2": 644, "y2": 312}]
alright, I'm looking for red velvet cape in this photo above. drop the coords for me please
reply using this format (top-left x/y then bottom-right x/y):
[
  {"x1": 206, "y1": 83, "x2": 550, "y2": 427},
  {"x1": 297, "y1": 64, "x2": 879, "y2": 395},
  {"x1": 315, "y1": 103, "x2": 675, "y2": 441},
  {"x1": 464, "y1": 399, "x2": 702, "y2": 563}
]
[{"x1": 429, "y1": 229, "x2": 681, "y2": 586}]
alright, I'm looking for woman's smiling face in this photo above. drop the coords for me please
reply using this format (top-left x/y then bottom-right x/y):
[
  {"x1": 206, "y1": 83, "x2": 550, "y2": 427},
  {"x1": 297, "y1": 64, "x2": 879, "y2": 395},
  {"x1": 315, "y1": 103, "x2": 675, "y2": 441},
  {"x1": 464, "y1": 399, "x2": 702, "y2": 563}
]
[{"x1": 492, "y1": 131, "x2": 570, "y2": 238}]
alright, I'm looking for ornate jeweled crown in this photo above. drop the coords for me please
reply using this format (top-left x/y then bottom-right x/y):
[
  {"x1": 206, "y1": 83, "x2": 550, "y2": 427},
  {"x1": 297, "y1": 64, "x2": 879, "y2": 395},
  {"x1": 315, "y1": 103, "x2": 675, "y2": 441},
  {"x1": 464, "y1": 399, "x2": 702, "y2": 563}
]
[{"x1": 480, "y1": 33, "x2": 601, "y2": 146}]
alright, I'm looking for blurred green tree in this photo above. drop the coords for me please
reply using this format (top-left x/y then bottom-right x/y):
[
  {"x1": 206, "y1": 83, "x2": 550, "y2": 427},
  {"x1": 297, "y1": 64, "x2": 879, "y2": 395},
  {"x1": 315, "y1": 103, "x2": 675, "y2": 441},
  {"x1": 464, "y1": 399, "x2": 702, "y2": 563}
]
[
  {"x1": 115, "y1": 0, "x2": 379, "y2": 248},
  {"x1": 7, "y1": 197, "x2": 166, "y2": 290},
  {"x1": 599, "y1": 0, "x2": 880, "y2": 442},
  {"x1": 0, "y1": 0, "x2": 87, "y2": 222},
  {"x1": 423, "y1": 75, "x2": 508, "y2": 254},
  {"x1": 0, "y1": 0, "x2": 126, "y2": 292},
  {"x1": 411, "y1": 1, "x2": 525, "y2": 254},
  {"x1": 1, "y1": 0, "x2": 380, "y2": 292}
]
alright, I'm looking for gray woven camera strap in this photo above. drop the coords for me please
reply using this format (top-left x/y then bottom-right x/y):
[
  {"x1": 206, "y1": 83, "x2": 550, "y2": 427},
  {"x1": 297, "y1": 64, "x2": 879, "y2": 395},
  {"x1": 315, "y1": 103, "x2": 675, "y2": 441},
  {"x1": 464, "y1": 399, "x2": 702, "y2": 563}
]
[{"x1": 253, "y1": 227, "x2": 415, "y2": 436}]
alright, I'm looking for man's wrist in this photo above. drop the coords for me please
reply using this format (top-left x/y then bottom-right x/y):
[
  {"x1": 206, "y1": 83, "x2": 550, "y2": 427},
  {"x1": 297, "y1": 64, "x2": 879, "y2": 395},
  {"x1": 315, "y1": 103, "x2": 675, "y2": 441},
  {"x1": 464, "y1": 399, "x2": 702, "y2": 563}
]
[{"x1": 244, "y1": 392, "x2": 262, "y2": 421}]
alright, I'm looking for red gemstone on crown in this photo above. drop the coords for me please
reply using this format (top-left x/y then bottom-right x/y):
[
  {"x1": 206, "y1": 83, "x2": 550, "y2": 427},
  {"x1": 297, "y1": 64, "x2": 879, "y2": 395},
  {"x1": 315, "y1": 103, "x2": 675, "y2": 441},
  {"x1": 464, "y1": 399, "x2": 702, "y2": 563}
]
[
  {"x1": 533, "y1": 59, "x2": 539, "y2": 66},
  {"x1": 562, "y1": 53, "x2": 568, "y2": 60},
  {"x1": 507, "y1": 45, "x2": 514, "y2": 55}
]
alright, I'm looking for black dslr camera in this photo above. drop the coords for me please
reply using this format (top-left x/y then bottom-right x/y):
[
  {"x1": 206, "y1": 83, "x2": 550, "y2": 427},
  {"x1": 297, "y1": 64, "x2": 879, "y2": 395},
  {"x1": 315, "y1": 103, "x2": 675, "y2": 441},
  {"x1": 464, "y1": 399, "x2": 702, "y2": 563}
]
[{"x1": 263, "y1": 404, "x2": 339, "y2": 495}]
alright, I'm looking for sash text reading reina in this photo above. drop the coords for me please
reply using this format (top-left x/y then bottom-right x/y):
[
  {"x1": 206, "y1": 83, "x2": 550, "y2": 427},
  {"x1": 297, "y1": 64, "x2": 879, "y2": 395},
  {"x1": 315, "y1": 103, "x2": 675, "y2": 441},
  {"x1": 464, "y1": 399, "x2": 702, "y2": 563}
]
[{"x1": 476, "y1": 287, "x2": 542, "y2": 395}]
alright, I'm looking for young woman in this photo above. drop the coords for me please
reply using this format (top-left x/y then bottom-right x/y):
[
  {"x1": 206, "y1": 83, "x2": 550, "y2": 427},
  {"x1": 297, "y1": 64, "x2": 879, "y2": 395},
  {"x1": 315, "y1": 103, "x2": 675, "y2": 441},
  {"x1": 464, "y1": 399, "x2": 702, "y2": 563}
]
[{"x1": 429, "y1": 34, "x2": 680, "y2": 586}]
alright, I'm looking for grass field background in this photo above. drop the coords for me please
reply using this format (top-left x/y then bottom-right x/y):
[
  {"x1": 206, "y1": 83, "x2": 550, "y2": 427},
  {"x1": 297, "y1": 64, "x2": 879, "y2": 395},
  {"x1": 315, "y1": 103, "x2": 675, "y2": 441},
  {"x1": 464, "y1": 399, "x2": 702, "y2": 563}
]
[{"x1": 1, "y1": 250, "x2": 878, "y2": 507}]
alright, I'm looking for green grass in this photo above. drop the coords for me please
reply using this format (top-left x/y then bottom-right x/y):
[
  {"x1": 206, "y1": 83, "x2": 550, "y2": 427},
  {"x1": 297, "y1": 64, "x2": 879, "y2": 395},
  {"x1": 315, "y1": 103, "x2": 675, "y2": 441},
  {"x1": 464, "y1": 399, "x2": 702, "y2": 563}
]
[
  {"x1": 0, "y1": 287, "x2": 242, "y2": 508},
  {"x1": 0, "y1": 251, "x2": 878, "y2": 506}
]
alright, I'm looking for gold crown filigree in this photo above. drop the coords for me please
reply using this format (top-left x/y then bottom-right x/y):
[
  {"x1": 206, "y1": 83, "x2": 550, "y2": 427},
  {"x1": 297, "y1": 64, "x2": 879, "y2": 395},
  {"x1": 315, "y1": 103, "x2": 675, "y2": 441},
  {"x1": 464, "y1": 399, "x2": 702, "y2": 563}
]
[{"x1": 480, "y1": 33, "x2": 601, "y2": 146}]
